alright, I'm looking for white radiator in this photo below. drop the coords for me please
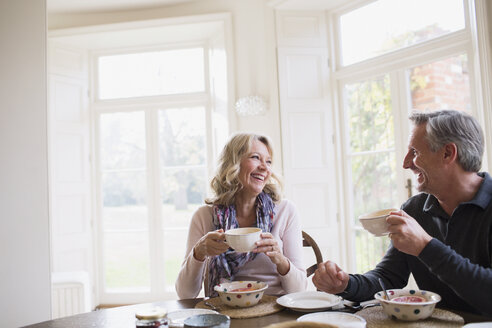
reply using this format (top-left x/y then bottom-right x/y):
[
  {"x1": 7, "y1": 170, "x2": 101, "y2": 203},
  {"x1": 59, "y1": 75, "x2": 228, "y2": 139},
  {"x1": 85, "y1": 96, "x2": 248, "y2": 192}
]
[{"x1": 51, "y1": 271, "x2": 91, "y2": 319}]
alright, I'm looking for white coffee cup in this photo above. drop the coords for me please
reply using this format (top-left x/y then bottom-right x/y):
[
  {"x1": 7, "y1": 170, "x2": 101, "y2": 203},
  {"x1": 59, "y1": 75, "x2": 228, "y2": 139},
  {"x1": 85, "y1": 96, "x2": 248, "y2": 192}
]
[
  {"x1": 358, "y1": 208, "x2": 398, "y2": 236},
  {"x1": 224, "y1": 227, "x2": 262, "y2": 252}
]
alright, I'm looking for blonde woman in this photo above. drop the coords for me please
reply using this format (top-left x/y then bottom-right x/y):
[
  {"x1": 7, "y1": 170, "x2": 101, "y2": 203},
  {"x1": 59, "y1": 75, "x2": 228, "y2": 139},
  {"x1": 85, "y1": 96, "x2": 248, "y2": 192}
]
[{"x1": 175, "y1": 133, "x2": 307, "y2": 298}]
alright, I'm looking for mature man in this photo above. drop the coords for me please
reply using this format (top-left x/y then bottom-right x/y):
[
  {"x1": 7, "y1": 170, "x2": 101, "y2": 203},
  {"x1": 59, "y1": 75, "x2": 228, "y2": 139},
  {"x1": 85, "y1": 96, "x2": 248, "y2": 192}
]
[{"x1": 313, "y1": 110, "x2": 492, "y2": 315}]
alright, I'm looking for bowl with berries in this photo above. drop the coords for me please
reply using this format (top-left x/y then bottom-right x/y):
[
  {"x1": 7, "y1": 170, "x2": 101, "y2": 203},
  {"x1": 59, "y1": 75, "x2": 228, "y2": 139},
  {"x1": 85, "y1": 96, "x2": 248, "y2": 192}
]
[{"x1": 214, "y1": 281, "x2": 268, "y2": 308}]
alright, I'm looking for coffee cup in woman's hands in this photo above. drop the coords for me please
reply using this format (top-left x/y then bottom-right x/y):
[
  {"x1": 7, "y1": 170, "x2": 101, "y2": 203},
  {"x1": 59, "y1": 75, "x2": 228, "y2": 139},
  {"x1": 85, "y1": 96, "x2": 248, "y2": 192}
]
[{"x1": 224, "y1": 227, "x2": 262, "y2": 252}]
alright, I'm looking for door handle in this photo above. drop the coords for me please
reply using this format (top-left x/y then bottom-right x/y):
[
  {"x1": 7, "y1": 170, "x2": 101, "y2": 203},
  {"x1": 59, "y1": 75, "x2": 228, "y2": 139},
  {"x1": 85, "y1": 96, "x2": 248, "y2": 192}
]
[{"x1": 405, "y1": 178, "x2": 413, "y2": 198}]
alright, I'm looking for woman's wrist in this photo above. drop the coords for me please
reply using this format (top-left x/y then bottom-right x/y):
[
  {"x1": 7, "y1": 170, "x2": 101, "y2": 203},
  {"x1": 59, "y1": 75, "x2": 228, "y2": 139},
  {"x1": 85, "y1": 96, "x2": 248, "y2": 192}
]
[
  {"x1": 193, "y1": 245, "x2": 206, "y2": 262},
  {"x1": 276, "y1": 257, "x2": 290, "y2": 275}
]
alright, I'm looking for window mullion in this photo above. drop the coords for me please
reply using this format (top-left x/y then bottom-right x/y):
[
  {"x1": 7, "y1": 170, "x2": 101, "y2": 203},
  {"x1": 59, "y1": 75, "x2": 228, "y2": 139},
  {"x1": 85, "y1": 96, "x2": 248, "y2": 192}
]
[
  {"x1": 94, "y1": 113, "x2": 105, "y2": 305},
  {"x1": 146, "y1": 108, "x2": 164, "y2": 297},
  {"x1": 390, "y1": 70, "x2": 412, "y2": 204},
  {"x1": 203, "y1": 43, "x2": 219, "y2": 185}
]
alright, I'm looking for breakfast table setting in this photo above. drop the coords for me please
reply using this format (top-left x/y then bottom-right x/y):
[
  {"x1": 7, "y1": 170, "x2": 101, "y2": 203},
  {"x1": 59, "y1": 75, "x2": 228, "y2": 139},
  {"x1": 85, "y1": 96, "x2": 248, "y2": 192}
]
[
  {"x1": 186, "y1": 283, "x2": 488, "y2": 328},
  {"x1": 24, "y1": 285, "x2": 492, "y2": 328},
  {"x1": 25, "y1": 209, "x2": 492, "y2": 328}
]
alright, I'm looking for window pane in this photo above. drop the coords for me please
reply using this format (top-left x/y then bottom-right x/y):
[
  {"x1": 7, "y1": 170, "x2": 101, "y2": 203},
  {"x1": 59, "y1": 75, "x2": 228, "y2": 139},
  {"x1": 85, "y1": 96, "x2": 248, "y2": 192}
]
[
  {"x1": 351, "y1": 152, "x2": 398, "y2": 224},
  {"x1": 159, "y1": 107, "x2": 206, "y2": 166},
  {"x1": 409, "y1": 54, "x2": 471, "y2": 112},
  {"x1": 356, "y1": 230, "x2": 391, "y2": 272},
  {"x1": 98, "y1": 48, "x2": 205, "y2": 99},
  {"x1": 344, "y1": 75, "x2": 398, "y2": 273},
  {"x1": 158, "y1": 107, "x2": 207, "y2": 226},
  {"x1": 340, "y1": 0, "x2": 465, "y2": 65},
  {"x1": 162, "y1": 229, "x2": 189, "y2": 291},
  {"x1": 161, "y1": 167, "x2": 207, "y2": 224},
  {"x1": 102, "y1": 171, "x2": 147, "y2": 228},
  {"x1": 104, "y1": 231, "x2": 150, "y2": 291},
  {"x1": 100, "y1": 112, "x2": 146, "y2": 170},
  {"x1": 158, "y1": 107, "x2": 208, "y2": 292},
  {"x1": 100, "y1": 111, "x2": 150, "y2": 290},
  {"x1": 346, "y1": 75, "x2": 394, "y2": 152}
]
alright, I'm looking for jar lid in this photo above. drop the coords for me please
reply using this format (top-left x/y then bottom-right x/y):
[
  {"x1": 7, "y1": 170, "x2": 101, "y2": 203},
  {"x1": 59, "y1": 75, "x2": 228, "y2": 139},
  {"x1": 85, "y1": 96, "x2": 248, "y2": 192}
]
[
  {"x1": 184, "y1": 313, "x2": 230, "y2": 328},
  {"x1": 135, "y1": 307, "x2": 167, "y2": 320}
]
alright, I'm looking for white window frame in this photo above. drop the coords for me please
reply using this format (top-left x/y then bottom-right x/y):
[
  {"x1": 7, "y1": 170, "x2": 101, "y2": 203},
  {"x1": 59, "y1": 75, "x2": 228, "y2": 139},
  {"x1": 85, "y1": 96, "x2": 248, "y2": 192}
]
[
  {"x1": 328, "y1": 0, "x2": 492, "y2": 272},
  {"x1": 92, "y1": 43, "x2": 213, "y2": 304},
  {"x1": 82, "y1": 14, "x2": 235, "y2": 304}
]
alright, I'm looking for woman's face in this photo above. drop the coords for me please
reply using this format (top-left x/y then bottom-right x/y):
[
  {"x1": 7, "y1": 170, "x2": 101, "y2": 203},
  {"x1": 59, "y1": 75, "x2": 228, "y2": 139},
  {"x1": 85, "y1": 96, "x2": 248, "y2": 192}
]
[{"x1": 237, "y1": 139, "x2": 272, "y2": 199}]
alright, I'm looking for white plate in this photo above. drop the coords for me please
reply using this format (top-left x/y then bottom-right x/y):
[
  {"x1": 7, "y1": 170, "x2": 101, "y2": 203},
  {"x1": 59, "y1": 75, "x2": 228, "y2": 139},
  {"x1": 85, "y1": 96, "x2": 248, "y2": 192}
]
[
  {"x1": 167, "y1": 308, "x2": 218, "y2": 327},
  {"x1": 276, "y1": 291, "x2": 342, "y2": 312},
  {"x1": 463, "y1": 323, "x2": 492, "y2": 328},
  {"x1": 298, "y1": 311, "x2": 367, "y2": 328}
]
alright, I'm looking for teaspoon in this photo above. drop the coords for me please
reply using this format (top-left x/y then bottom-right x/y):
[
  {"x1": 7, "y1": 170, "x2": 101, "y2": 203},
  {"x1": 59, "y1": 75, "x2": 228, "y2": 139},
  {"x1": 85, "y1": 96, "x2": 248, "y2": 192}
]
[
  {"x1": 204, "y1": 301, "x2": 221, "y2": 311},
  {"x1": 378, "y1": 278, "x2": 391, "y2": 300}
]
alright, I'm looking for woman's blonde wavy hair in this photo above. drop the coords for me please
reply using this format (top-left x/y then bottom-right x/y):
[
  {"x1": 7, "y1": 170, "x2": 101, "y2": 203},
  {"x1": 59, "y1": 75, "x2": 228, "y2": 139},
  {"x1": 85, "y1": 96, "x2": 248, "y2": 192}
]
[{"x1": 205, "y1": 133, "x2": 283, "y2": 206}]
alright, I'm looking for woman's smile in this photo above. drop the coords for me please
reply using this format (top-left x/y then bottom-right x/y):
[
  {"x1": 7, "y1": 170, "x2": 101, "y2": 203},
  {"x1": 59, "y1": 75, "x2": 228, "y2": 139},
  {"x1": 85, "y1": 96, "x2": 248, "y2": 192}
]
[{"x1": 238, "y1": 140, "x2": 272, "y2": 198}]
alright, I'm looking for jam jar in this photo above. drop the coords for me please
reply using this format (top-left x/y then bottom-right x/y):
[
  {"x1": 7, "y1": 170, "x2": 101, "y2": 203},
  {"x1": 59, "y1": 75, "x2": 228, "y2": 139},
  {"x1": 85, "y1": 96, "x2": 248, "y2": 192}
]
[{"x1": 135, "y1": 307, "x2": 168, "y2": 327}]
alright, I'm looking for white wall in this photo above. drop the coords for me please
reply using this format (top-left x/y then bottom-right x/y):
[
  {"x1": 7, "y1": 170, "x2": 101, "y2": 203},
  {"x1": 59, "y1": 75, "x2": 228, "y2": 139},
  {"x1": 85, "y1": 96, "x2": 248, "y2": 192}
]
[
  {"x1": 0, "y1": 0, "x2": 51, "y2": 326},
  {"x1": 48, "y1": 0, "x2": 283, "y2": 169}
]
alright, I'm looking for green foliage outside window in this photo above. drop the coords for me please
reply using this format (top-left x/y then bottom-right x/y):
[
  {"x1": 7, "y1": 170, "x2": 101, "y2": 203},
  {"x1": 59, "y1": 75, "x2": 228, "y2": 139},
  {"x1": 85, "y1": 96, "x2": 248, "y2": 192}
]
[{"x1": 345, "y1": 75, "x2": 398, "y2": 273}]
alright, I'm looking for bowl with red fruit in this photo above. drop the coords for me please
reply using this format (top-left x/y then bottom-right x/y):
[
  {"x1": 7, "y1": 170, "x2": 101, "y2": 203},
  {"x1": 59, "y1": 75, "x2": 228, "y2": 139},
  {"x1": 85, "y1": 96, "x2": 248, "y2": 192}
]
[
  {"x1": 374, "y1": 288, "x2": 441, "y2": 321},
  {"x1": 214, "y1": 281, "x2": 268, "y2": 308}
]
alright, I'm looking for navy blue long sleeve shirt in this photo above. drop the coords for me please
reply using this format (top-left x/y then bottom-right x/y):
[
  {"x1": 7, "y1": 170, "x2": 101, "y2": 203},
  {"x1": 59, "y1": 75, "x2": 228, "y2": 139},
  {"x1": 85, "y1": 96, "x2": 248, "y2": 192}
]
[{"x1": 341, "y1": 172, "x2": 492, "y2": 316}]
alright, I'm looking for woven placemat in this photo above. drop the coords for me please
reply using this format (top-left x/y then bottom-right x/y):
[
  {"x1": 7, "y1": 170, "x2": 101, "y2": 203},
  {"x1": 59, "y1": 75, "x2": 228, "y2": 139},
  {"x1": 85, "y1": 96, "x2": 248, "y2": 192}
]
[
  {"x1": 195, "y1": 295, "x2": 283, "y2": 319},
  {"x1": 356, "y1": 307, "x2": 464, "y2": 327}
]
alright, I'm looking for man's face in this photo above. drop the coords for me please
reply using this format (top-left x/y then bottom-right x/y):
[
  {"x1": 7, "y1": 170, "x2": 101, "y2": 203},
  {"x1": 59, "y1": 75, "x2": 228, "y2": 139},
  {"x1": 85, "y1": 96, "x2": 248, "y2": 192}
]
[{"x1": 402, "y1": 123, "x2": 444, "y2": 194}]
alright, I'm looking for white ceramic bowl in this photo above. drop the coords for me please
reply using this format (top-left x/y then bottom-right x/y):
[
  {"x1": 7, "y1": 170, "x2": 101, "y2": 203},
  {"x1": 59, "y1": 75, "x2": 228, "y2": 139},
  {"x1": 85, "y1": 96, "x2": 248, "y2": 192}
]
[
  {"x1": 374, "y1": 288, "x2": 441, "y2": 321},
  {"x1": 214, "y1": 281, "x2": 268, "y2": 308},
  {"x1": 358, "y1": 208, "x2": 397, "y2": 236}
]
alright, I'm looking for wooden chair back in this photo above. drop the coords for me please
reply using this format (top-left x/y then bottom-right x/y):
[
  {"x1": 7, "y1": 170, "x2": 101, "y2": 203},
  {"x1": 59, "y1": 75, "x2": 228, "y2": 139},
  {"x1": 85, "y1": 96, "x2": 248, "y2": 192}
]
[{"x1": 302, "y1": 230, "x2": 323, "y2": 277}]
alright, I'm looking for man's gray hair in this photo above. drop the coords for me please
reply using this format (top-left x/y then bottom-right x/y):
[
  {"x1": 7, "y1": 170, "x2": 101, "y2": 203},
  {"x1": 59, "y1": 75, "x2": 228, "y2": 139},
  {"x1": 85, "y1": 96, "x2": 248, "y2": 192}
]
[{"x1": 409, "y1": 110, "x2": 484, "y2": 172}]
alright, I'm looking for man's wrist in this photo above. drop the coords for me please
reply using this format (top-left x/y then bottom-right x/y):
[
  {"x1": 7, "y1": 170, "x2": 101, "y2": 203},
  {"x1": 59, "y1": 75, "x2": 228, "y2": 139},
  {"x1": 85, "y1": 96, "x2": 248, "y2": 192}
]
[
  {"x1": 417, "y1": 236, "x2": 433, "y2": 256},
  {"x1": 336, "y1": 276, "x2": 352, "y2": 297}
]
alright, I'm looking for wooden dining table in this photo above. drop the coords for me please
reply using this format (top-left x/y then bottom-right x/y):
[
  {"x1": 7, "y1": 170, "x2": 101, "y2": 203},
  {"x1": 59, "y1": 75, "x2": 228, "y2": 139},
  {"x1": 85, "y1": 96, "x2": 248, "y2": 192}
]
[{"x1": 24, "y1": 298, "x2": 492, "y2": 328}]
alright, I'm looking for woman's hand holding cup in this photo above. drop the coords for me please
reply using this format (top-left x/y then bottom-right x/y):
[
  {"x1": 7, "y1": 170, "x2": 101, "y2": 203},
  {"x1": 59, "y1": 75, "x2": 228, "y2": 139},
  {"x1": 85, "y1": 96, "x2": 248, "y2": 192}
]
[
  {"x1": 254, "y1": 232, "x2": 290, "y2": 275},
  {"x1": 193, "y1": 229, "x2": 229, "y2": 261}
]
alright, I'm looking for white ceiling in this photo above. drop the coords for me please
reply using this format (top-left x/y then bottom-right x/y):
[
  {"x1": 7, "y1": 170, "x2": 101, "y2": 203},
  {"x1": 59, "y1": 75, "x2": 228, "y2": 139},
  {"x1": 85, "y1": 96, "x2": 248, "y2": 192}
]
[
  {"x1": 49, "y1": 20, "x2": 224, "y2": 50},
  {"x1": 47, "y1": 0, "x2": 197, "y2": 14},
  {"x1": 47, "y1": 0, "x2": 347, "y2": 15}
]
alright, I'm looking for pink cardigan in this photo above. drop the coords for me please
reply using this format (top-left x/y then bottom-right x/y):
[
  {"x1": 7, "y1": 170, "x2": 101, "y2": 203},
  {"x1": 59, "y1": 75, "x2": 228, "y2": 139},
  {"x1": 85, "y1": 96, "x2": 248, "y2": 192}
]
[{"x1": 175, "y1": 199, "x2": 308, "y2": 299}]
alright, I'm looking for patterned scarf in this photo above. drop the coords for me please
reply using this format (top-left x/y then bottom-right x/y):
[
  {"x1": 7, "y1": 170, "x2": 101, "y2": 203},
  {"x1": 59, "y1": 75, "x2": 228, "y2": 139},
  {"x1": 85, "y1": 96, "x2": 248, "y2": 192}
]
[{"x1": 207, "y1": 191, "x2": 275, "y2": 297}]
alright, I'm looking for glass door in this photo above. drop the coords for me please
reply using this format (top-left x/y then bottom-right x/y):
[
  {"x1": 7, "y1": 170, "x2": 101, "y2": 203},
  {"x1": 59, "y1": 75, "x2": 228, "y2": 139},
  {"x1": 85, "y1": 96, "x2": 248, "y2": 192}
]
[
  {"x1": 100, "y1": 111, "x2": 150, "y2": 291},
  {"x1": 95, "y1": 44, "x2": 221, "y2": 303},
  {"x1": 336, "y1": 0, "x2": 472, "y2": 273},
  {"x1": 343, "y1": 75, "x2": 398, "y2": 272},
  {"x1": 157, "y1": 107, "x2": 208, "y2": 292},
  {"x1": 342, "y1": 53, "x2": 473, "y2": 273}
]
